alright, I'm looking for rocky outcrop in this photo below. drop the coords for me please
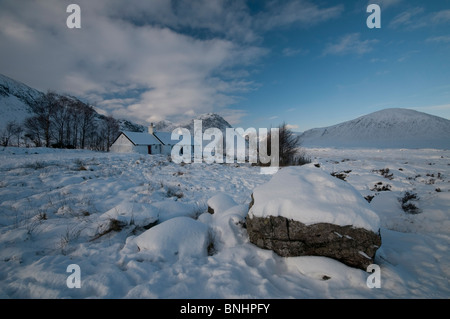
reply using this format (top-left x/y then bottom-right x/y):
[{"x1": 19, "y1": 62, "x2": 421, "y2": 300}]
[
  {"x1": 246, "y1": 214, "x2": 381, "y2": 270},
  {"x1": 245, "y1": 165, "x2": 382, "y2": 270}
]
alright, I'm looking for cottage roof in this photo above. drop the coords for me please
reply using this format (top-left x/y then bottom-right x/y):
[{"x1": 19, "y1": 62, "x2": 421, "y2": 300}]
[
  {"x1": 155, "y1": 131, "x2": 201, "y2": 146},
  {"x1": 122, "y1": 131, "x2": 162, "y2": 145},
  {"x1": 119, "y1": 130, "x2": 201, "y2": 147},
  {"x1": 152, "y1": 131, "x2": 176, "y2": 145}
]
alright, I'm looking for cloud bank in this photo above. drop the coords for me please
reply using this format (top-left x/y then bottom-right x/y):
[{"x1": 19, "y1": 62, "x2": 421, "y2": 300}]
[{"x1": 0, "y1": 0, "x2": 343, "y2": 125}]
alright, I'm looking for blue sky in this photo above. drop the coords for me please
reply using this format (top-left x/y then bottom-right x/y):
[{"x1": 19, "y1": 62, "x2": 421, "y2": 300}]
[{"x1": 0, "y1": 0, "x2": 449, "y2": 131}]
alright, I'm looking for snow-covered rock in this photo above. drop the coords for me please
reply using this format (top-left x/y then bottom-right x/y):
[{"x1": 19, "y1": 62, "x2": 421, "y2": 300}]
[
  {"x1": 201, "y1": 193, "x2": 249, "y2": 250},
  {"x1": 246, "y1": 165, "x2": 382, "y2": 269},
  {"x1": 248, "y1": 165, "x2": 380, "y2": 231},
  {"x1": 151, "y1": 199, "x2": 198, "y2": 223},
  {"x1": 99, "y1": 202, "x2": 158, "y2": 228},
  {"x1": 133, "y1": 217, "x2": 211, "y2": 262},
  {"x1": 207, "y1": 193, "x2": 237, "y2": 214}
]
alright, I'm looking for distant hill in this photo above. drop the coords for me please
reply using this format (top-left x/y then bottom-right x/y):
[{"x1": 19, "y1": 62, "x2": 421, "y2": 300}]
[
  {"x1": 0, "y1": 73, "x2": 233, "y2": 138},
  {"x1": 118, "y1": 113, "x2": 233, "y2": 134},
  {"x1": 300, "y1": 108, "x2": 450, "y2": 149},
  {"x1": 145, "y1": 113, "x2": 233, "y2": 134},
  {"x1": 5, "y1": 73, "x2": 448, "y2": 150}
]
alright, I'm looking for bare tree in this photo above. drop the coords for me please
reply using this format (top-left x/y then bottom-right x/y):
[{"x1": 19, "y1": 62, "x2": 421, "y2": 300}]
[
  {"x1": 23, "y1": 90, "x2": 123, "y2": 151},
  {"x1": 278, "y1": 122, "x2": 302, "y2": 166},
  {"x1": 259, "y1": 122, "x2": 308, "y2": 167},
  {"x1": 1, "y1": 121, "x2": 21, "y2": 146},
  {"x1": 51, "y1": 95, "x2": 71, "y2": 148},
  {"x1": 26, "y1": 91, "x2": 60, "y2": 147},
  {"x1": 15, "y1": 125, "x2": 23, "y2": 146},
  {"x1": 78, "y1": 102, "x2": 95, "y2": 149},
  {"x1": 24, "y1": 117, "x2": 43, "y2": 147},
  {"x1": 104, "y1": 115, "x2": 119, "y2": 152}
]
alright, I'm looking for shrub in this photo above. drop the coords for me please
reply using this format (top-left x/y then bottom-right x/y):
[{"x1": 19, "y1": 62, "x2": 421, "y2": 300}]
[
  {"x1": 400, "y1": 191, "x2": 421, "y2": 214},
  {"x1": 25, "y1": 161, "x2": 47, "y2": 170},
  {"x1": 371, "y1": 182, "x2": 391, "y2": 192},
  {"x1": 331, "y1": 170, "x2": 352, "y2": 181},
  {"x1": 166, "y1": 185, "x2": 184, "y2": 199},
  {"x1": 256, "y1": 122, "x2": 308, "y2": 167},
  {"x1": 373, "y1": 168, "x2": 394, "y2": 180}
]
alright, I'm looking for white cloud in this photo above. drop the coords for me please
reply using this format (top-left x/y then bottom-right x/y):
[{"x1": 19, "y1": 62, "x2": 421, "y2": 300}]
[
  {"x1": 282, "y1": 47, "x2": 307, "y2": 57},
  {"x1": 259, "y1": 1, "x2": 344, "y2": 30},
  {"x1": 368, "y1": 0, "x2": 402, "y2": 9},
  {"x1": 412, "y1": 104, "x2": 450, "y2": 112},
  {"x1": 0, "y1": 0, "x2": 270, "y2": 126},
  {"x1": 389, "y1": 7, "x2": 426, "y2": 29},
  {"x1": 431, "y1": 10, "x2": 450, "y2": 24},
  {"x1": 0, "y1": 0, "x2": 346, "y2": 126},
  {"x1": 323, "y1": 33, "x2": 378, "y2": 56},
  {"x1": 426, "y1": 36, "x2": 450, "y2": 43},
  {"x1": 411, "y1": 104, "x2": 450, "y2": 120},
  {"x1": 388, "y1": 8, "x2": 450, "y2": 30},
  {"x1": 286, "y1": 124, "x2": 300, "y2": 130},
  {"x1": 370, "y1": 58, "x2": 387, "y2": 63},
  {"x1": 220, "y1": 109, "x2": 249, "y2": 126}
]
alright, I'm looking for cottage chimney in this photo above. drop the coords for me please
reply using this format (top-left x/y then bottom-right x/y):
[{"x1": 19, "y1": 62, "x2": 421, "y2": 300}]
[{"x1": 148, "y1": 123, "x2": 154, "y2": 134}]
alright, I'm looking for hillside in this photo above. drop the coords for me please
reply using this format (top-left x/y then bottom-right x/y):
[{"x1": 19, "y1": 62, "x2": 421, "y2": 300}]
[
  {"x1": 141, "y1": 113, "x2": 233, "y2": 134},
  {"x1": 300, "y1": 108, "x2": 450, "y2": 149},
  {"x1": 0, "y1": 74, "x2": 43, "y2": 131},
  {"x1": 0, "y1": 74, "x2": 233, "y2": 145}
]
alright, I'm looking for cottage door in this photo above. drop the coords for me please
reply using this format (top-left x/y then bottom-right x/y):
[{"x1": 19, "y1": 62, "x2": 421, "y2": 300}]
[{"x1": 148, "y1": 145, "x2": 152, "y2": 154}]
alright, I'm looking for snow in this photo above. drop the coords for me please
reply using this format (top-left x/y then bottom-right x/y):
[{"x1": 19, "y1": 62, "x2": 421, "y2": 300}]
[
  {"x1": 119, "y1": 131, "x2": 162, "y2": 145},
  {"x1": 153, "y1": 131, "x2": 178, "y2": 146},
  {"x1": 0, "y1": 74, "x2": 42, "y2": 132},
  {"x1": 0, "y1": 95, "x2": 34, "y2": 132},
  {"x1": 207, "y1": 193, "x2": 238, "y2": 214},
  {"x1": 248, "y1": 165, "x2": 381, "y2": 232},
  {"x1": 131, "y1": 217, "x2": 211, "y2": 262},
  {"x1": 0, "y1": 146, "x2": 449, "y2": 299},
  {"x1": 301, "y1": 108, "x2": 450, "y2": 149},
  {"x1": 98, "y1": 202, "x2": 158, "y2": 228}
]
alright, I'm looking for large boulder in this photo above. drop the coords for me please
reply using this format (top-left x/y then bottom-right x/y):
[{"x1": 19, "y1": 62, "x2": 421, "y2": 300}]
[{"x1": 246, "y1": 166, "x2": 382, "y2": 270}]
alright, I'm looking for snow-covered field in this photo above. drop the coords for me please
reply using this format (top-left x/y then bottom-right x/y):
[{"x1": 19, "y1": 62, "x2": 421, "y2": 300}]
[{"x1": 0, "y1": 146, "x2": 449, "y2": 298}]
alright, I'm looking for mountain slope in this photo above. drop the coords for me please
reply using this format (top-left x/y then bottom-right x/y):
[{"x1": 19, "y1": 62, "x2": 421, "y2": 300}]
[
  {"x1": 181, "y1": 113, "x2": 233, "y2": 133},
  {"x1": 156, "y1": 113, "x2": 232, "y2": 133},
  {"x1": 132, "y1": 113, "x2": 233, "y2": 134},
  {"x1": 0, "y1": 74, "x2": 233, "y2": 137},
  {"x1": 300, "y1": 108, "x2": 450, "y2": 149},
  {"x1": 0, "y1": 74, "x2": 44, "y2": 131}
]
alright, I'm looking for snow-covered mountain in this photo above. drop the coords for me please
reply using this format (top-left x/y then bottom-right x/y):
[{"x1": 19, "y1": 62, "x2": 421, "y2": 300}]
[
  {"x1": 300, "y1": 108, "x2": 450, "y2": 149},
  {"x1": 123, "y1": 113, "x2": 233, "y2": 134},
  {"x1": 0, "y1": 74, "x2": 43, "y2": 131},
  {"x1": 182, "y1": 113, "x2": 232, "y2": 132},
  {"x1": 5, "y1": 73, "x2": 448, "y2": 150},
  {"x1": 151, "y1": 113, "x2": 233, "y2": 134},
  {"x1": 0, "y1": 74, "x2": 232, "y2": 136}
]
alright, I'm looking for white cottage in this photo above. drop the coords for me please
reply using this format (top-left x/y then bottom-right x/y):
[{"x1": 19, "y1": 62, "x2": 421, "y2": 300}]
[
  {"x1": 110, "y1": 130, "x2": 165, "y2": 155},
  {"x1": 110, "y1": 124, "x2": 246, "y2": 159},
  {"x1": 110, "y1": 124, "x2": 194, "y2": 155}
]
